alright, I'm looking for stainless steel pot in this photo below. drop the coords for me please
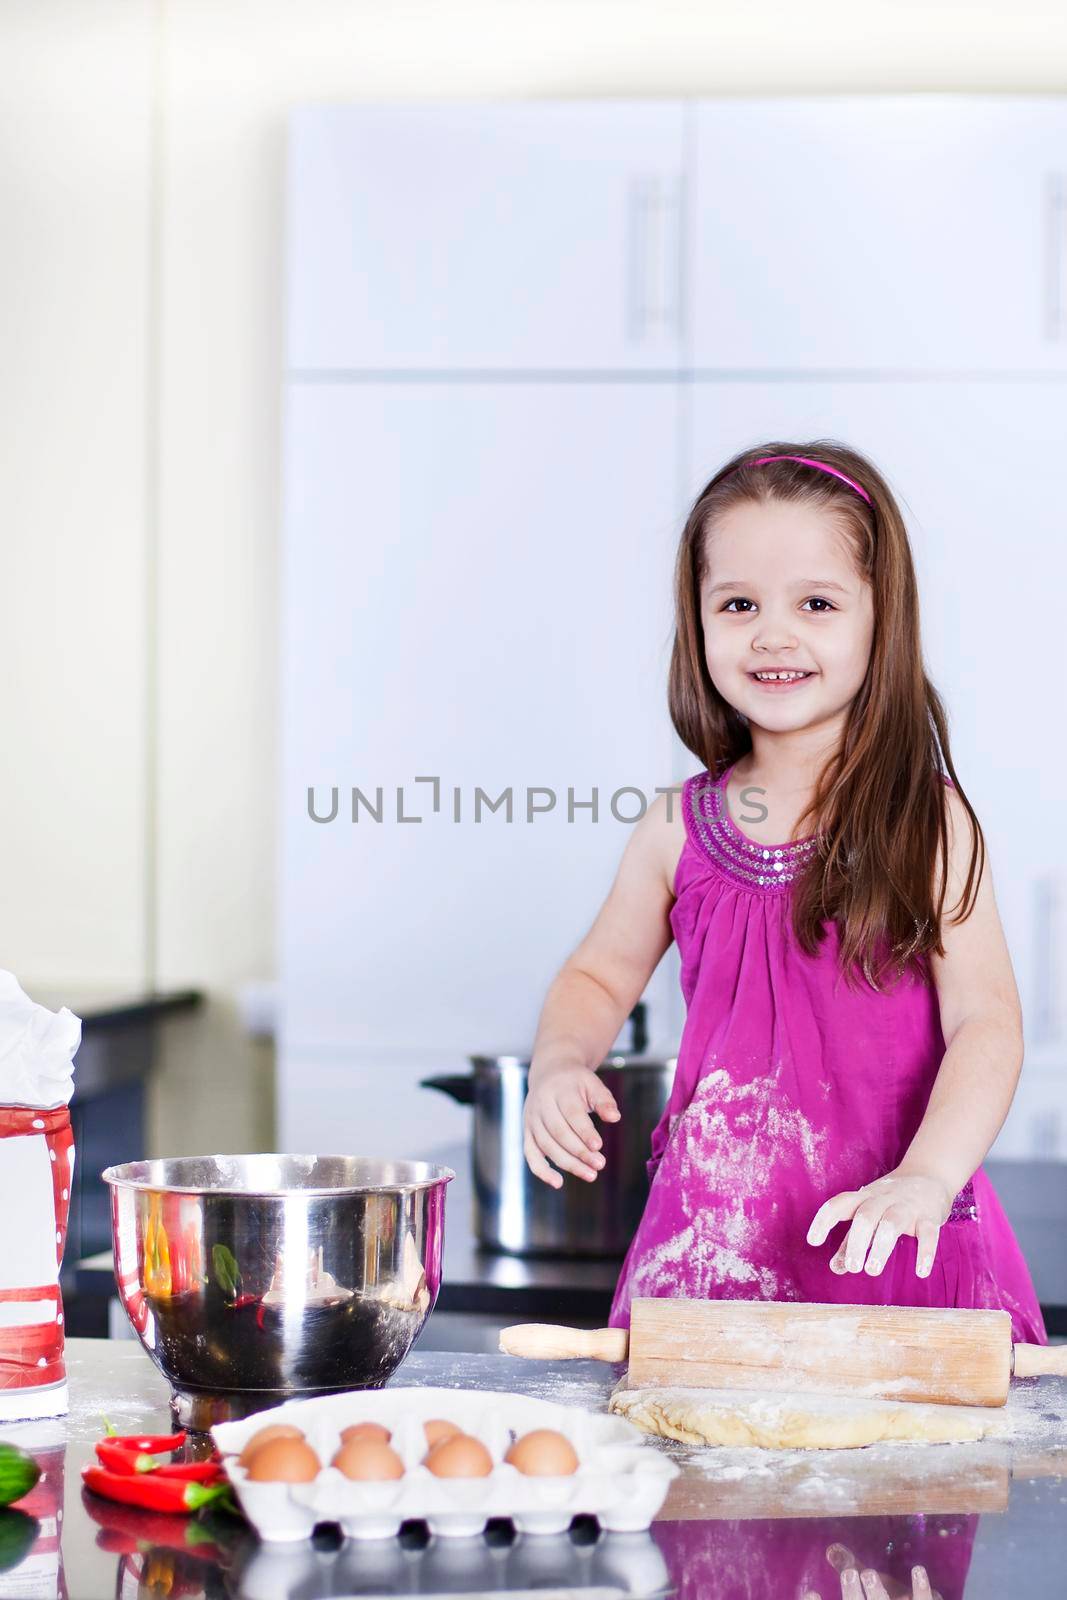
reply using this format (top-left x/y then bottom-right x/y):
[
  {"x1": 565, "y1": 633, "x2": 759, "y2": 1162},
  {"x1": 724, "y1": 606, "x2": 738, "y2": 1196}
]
[
  {"x1": 103, "y1": 1154, "x2": 453, "y2": 1429},
  {"x1": 421, "y1": 1018, "x2": 675, "y2": 1258}
]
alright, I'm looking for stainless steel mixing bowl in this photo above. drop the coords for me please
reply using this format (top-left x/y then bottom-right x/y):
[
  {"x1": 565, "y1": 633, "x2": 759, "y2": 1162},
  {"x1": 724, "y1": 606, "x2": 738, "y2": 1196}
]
[{"x1": 103, "y1": 1154, "x2": 454, "y2": 1428}]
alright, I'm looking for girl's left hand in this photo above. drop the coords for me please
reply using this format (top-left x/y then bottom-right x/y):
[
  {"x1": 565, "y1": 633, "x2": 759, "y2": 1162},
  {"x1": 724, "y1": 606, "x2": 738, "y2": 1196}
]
[{"x1": 805, "y1": 1168, "x2": 952, "y2": 1279}]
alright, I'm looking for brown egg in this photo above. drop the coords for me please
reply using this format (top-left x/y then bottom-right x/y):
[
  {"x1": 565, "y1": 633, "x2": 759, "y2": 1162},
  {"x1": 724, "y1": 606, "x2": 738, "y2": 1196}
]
[
  {"x1": 245, "y1": 1437, "x2": 321, "y2": 1482},
  {"x1": 237, "y1": 1423, "x2": 305, "y2": 1467},
  {"x1": 424, "y1": 1432, "x2": 493, "y2": 1478},
  {"x1": 505, "y1": 1429, "x2": 579, "y2": 1476},
  {"x1": 423, "y1": 1418, "x2": 462, "y2": 1450},
  {"x1": 332, "y1": 1437, "x2": 405, "y2": 1480},
  {"x1": 340, "y1": 1420, "x2": 392, "y2": 1445}
]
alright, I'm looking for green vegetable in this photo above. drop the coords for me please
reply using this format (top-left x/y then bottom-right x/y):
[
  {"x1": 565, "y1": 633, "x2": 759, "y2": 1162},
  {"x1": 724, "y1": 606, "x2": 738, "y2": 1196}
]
[
  {"x1": 0, "y1": 1511, "x2": 39, "y2": 1574},
  {"x1": 211, "y1": 1244, "x2": 242, "y2": 1300},
  {"x1": 0, "y1": 1445, "x2": 40, "y2": 1510}
]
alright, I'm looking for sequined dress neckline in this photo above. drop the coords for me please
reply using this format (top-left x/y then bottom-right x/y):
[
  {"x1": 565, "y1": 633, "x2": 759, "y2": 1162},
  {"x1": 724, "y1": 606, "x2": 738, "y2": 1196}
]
[{"x1": 684, "y1": 760, "x2": 821, "y2": 893}]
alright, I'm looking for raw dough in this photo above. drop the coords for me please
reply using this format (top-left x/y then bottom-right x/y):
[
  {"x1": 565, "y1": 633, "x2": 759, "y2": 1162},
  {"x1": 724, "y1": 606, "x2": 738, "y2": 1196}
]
[{"x1": 608, "y1": 1385, "x2": 1004, "y2": 1451}]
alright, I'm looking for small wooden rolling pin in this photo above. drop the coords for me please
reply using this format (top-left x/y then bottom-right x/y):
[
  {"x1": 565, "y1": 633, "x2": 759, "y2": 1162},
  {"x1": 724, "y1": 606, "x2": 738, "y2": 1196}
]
[{"x1": 499, "y1": 1297, "x2": 1067, "y2": 1408}]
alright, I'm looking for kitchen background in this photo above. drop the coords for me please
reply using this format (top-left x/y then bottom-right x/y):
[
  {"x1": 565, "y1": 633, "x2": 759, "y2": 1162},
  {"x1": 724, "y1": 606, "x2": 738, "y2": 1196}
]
[{"x1": 3, "y1": 2, "x2": 1067, "y2": 1334}]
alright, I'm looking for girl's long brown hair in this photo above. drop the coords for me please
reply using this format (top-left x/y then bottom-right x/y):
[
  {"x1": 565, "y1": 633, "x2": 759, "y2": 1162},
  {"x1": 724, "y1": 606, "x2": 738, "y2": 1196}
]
[{"x1": 669, "y1": 439, "x2": 984, "y2": 993}]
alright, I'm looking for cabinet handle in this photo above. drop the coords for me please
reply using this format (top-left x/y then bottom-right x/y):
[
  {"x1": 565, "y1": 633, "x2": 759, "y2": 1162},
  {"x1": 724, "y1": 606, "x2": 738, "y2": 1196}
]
[
  {"x1": 664, "y1": 173, "x2": 682, "y2": 342},
  {"x1": 626, "y1": 175, "x2": 681, "y2": 345},
  {"x1": 1044, "y1": 173, "x2": 1067, "y2": 343}
]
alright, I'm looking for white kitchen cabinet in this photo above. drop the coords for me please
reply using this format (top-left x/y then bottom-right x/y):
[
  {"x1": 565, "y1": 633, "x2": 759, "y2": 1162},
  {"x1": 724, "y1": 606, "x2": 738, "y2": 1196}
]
[
  {"x1": 684, "y1": 380, "x2": 1067, "y2": 1142},
  {"x1": 279, "y1": 381, "x2": 683, "y2": 1090},
  {"x1": 279, "y1": 97, "x2": 1067, "y2": 1158},
  {"x1": 688, "y1": 98, "x2": 1067, "y2": 372},
  {"x1": 286, "y1": 102, "x2": 685, "y2": 373}
]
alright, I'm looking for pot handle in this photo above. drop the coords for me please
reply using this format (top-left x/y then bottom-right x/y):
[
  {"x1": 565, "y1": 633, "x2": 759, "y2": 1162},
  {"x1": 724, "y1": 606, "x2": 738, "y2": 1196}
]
[
  {"x1": 418, "y1": 1074, "x2": 475, "y2": 1106},
  {"x1": 628, "y1": 1001, "x2": 649, "y2": 1055}
]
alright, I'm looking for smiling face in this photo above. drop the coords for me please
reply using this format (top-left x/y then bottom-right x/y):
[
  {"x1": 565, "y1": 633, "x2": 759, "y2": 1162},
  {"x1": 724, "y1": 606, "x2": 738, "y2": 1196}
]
[{"x1": 700, "y1": 498, "x2": 875, "y2": 742}]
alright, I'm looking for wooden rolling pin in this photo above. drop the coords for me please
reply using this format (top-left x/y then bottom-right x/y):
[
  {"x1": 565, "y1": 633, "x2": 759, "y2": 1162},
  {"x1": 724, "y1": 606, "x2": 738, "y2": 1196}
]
[{"x1": 499, "y1": 1297, "x2": 1067, "y2": 1408}]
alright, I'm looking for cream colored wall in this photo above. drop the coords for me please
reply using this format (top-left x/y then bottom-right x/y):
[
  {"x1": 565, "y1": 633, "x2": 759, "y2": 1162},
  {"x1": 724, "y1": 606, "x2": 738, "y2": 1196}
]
[
  {"x1": 3, "y1": 0, "x2": 1065, "y2": 1157},
  {"x1": 1, "y1": 4, "x2": 151, "y2": 989}
]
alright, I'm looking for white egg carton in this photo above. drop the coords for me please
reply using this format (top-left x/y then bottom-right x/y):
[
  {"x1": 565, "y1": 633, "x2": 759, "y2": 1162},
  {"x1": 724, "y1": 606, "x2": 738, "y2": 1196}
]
[{"x1": 212, "y1": 1385, "x2": 678, "y2": 1543}]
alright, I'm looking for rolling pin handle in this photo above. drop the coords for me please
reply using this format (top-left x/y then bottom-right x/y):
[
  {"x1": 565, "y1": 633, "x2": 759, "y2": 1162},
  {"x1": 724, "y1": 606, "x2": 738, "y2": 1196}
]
[
  {"x1": 1012, "y1": 1342, "x2": 1067, "y2": 1380},
  {"x1": 498, "y1": 1323, "x2": 630, "y2": 1362}
]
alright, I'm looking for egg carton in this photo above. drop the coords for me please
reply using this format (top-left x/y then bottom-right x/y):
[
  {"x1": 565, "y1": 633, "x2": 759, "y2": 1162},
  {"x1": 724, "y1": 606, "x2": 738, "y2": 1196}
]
[
  {"x1": 212, "y1": 1385, "x2": 678, "y2": 1543},
  {"x1": 232, "y1": 1526, "x2": 672, "y2": 1599}
]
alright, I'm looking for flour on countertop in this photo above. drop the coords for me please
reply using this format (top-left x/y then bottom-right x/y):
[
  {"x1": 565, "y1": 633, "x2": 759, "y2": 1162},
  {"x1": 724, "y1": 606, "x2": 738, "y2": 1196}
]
[{"x1": 639, "y1": 1372, "x2": 1067, "y2": 1511}]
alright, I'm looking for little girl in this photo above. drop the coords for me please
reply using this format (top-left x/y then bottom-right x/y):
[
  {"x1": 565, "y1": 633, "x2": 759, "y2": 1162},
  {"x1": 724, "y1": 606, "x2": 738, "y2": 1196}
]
[{"x1": 523, "y1": 442, "x2": 1046, "y2": 1346}]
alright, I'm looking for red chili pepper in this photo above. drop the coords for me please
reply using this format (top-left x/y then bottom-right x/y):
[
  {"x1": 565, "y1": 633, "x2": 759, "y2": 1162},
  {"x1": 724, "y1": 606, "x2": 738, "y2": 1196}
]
[
  {"x1": 96, "y1": 1441, "x2": 163, "y2": 1474},
  {"x1": 94, "y1": 1528, "x2": 142, "y2": 1555},
  {"x1": 95, "y1": 1442, "x2": 219, "y2": 1479},
  {"x1": 82, "y1": 1464, "x2": 230, "y2": 1515},
  {"x1": 96, "y1": 1426, "x2": 192, "y2": 1475},
  {"x1": 126, "y1": 1290, "x2": 150, "y2": 1335},
  {"x1": 102, "y1": 1425, "x2": 188, "y2": 1454},
  {"x1": 83, "y1": 1493, "x2": 232, "y2": 1561},
  {"x1": 229, "y1": 1292, "x2": 269, "y2": 1329},
  {"x1": 150, "y1": 1461, "x2": 225, "y2": 1484}
]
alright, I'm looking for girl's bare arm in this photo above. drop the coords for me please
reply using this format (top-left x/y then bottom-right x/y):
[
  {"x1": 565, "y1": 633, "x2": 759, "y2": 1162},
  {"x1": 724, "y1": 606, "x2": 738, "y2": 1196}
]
[
  {"x1": 524, "y1": 788, "x2": 684, "y2": 1187},
  {"x1": 898, "y1": 785, "x2": 1024, "y2": 1195},
  {"x1": 808, "y1": 786, "x2": 1025, "y2": 1278}
]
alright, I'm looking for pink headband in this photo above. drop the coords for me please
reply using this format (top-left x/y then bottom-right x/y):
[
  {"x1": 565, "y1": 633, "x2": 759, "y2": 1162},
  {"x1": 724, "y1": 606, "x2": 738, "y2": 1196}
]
[{"x1": 726, "y1": 454, "x2": 872, "y2": 507}]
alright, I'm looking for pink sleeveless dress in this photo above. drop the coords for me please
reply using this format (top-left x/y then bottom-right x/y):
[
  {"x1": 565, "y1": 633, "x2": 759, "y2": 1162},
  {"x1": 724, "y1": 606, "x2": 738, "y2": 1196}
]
[{"x1": 609, "y1": 760, "x2": 1047, "y2": 1346}]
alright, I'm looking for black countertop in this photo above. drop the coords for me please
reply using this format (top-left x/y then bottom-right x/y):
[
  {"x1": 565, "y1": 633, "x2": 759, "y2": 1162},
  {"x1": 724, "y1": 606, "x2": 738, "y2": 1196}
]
[
  {"x1": 2, "y1": 1337, "x2": 1065, "y2": 1599},
  {"x1": 52, "y1": 990, "x2": 204, "y2": 1300},
  {"x1": 24, "y1": 986, "x2": 205, "y2": 1099},
  {"x1": 27, "y1": 987, "x2": 204, "y2": 1031}
]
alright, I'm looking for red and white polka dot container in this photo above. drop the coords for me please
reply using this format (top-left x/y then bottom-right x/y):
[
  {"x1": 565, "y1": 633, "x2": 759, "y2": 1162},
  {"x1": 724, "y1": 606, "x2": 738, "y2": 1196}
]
[{"x1": 0, "y1": 974, "x2": 80, "y2": 1422}]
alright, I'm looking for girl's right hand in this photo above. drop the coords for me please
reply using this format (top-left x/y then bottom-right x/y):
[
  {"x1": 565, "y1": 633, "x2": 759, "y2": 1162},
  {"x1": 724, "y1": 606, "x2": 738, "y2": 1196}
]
[
  {"x1": 802, "y1": 1541, "x2": 940, "y2": 1600},
  {"x1": 523, "y1": 1063, "x2": 621, "y2": 1188}
]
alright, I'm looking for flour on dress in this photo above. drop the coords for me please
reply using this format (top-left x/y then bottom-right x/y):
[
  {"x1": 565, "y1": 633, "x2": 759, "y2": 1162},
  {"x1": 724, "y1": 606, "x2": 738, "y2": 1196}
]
[{"x1": 629, "y1": 1061, "x2": 830, "y2": 1302}]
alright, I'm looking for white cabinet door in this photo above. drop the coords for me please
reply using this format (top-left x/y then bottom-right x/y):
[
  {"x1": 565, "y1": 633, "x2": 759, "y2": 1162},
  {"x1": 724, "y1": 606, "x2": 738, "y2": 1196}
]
[
  {"x1": 286, "y1": 103, "x2": 684, "y2": 372},
  {"x1": 685, "y1": 381, "x2": 1067, "y2": 1137},
  {"x1": 689, "y1": 98, "x2": 1067, "y2": 371},
  {"x1": 280, "y1": 381, "x2": 682, "y2": 1089}
]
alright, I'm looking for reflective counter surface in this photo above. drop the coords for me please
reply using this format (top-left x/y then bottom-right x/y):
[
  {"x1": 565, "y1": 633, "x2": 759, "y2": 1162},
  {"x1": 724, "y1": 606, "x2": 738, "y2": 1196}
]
[{"x1": 3, "y1": 1337, "x2": 1066, "y2": 1598}]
